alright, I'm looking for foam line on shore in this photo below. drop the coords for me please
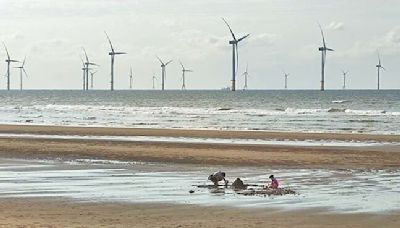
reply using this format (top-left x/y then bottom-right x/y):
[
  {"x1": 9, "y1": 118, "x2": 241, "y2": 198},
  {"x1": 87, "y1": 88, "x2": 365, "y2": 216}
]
[{"x1": 0, "y1": 133, "x2": 397, "y2": 147}]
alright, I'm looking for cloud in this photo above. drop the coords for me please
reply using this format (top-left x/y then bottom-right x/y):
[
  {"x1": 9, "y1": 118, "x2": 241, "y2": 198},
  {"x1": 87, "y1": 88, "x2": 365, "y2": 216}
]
[
  {"x1": 246, "y1": 33, "x2": 276, "y2": 47},
  {"x1": 28, "y1": 39, "x2": 78, "y2": 58},
  {"x1": 326, "y1": 21, "x2": 344, "y2": 31},
  {"x1": 384, "y1": 26, "x2": 400, "y2": 45},
  {"x1": 339, "y1": 26, "x2": 400, "y2": 58}
]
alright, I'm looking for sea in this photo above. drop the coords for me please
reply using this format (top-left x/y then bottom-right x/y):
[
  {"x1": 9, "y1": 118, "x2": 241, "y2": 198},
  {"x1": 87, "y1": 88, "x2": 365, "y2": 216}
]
[{"x1": 0, "y1": 90, "x2": 399, "y2": 135}]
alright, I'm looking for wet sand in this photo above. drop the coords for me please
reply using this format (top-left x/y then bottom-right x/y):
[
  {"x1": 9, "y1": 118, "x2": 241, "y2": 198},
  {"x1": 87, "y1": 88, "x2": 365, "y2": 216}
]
[
  {"x1": 1, "y1": 125, "x2": 400, "y2": 227},
  {"x1": 1, "y1": 124, "x2": 400, "y2": 142},
  {"x1": 0, "y1": 198, "x2": 399, "y2": 228},
  {"x1": 0, "y1": 125, "x2": 399, "y2": 169}
]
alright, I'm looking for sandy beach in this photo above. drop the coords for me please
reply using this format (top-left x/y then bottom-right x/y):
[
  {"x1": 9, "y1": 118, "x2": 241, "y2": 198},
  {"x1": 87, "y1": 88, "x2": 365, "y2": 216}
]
[
  {"x1": 0, "y1": 125, "x2": 399, "y2": 169},
  {"x1": 0, "y1": 124, "x2": 399, "y2": 227},
  {"x1": 0, "y1": 198, "x2": 398, "y2": 228}
]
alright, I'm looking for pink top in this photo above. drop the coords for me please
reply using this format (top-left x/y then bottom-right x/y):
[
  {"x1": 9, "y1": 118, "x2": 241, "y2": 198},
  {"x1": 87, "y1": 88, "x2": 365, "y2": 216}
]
[{"x1": 271, "y1": 178, "x2": 279, "y2": 188}]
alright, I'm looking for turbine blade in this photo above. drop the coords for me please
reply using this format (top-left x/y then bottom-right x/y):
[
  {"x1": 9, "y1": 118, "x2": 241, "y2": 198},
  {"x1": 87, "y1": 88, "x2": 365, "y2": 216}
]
[
  {"x1": 237, "y1": 33, "x2": 250, "y2": 42},
  {"x1": 22, "y1": 56, "x2": 26, "y2": 67},
  {"x1": 23, "y1": 68, "x2": 28, "y2": 78},
  {"x1": 222, "y1": 18, "x2": 237, "y2": 41},
  {"x1": 179, "y1": 61, "x2": 184, "y2": 69},
  {"x1": 165, "y1": 60, "x2": 173, "y2": 66},
  {"x1": 318, "y1": 23, "x2": 327, "y2": 48},
  {"x1": 156, "y1": 56, "x2": 164, "y2": 65},
  {"x1": 82, "y1": 47, "x2": 89, "y2": 62},
  {"x1": 114, "y1": 52, "x2": 127, "y2": 55},
  {"x1": 80, "y1": 56, "x2": 85, "y2": 66},
  {"x1": 2, "y1": 42, "x2": 10, "y2": 60},
  {"x1": 104, "y1": 31, "x2": 115, "y2": 52},
  {"x1": 378, "y1": 52, "x2": 381, "y2": 65}
]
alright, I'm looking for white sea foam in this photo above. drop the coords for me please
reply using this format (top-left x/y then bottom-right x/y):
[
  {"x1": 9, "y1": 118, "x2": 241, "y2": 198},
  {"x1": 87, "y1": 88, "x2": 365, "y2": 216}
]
[{"x1": 1, "y1": 91, "x2": 400, "y2": 134}]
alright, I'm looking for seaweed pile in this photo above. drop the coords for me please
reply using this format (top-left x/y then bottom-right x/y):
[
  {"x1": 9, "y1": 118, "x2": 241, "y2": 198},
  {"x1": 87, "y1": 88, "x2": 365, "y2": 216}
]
[{"x1": 235, "y1": 187, "x2": 296, "y2": 196}]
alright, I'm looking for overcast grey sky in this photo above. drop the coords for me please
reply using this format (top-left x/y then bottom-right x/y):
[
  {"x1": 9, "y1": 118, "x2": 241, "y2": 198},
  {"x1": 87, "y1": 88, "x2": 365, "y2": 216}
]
[{"x1": 0, "y1": 0, "x2": 399, "y2": 90}]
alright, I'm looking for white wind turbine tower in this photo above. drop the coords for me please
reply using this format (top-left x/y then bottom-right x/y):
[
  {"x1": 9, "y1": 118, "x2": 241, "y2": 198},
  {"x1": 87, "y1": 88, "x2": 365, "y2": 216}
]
[
  {"x1": 179, "y1": 61, "x2": 192, "y2": 90},
  {"x1": 80, "y1": 57, "x2": 87, "y2": 90},
  {"x1": 152, "y1": 72, "x2": 157, "y2": 90},
  {"x1": 105, "y1": 32, "x2": 127, "y2": 91},
  {"x1": 15, "y1": 56, "x2": 28, "y2": 91},
  {"x1": 89, "y1": 70, "x2": 97, "y2": 89},
  {"x1": 83, "y1": 48, "x2": 98, "y2": 91},
  {"x1": 3, "y1": 42, "x2": 19, "y2": 90},
  {"x1": 318, "y1": 24, "x2": 334, "y2": 91},
  {"x1": 129, "y1": 67, "x2": 133, "y2": 89},
  {"x1": 283, "y1": 71, "x2": 290, "y2": 90},
  {"x1": 376, "y1": 52, "x2": 386, "y2": 90},
  {"x1": 242, "y1": 63, "x2": 249, "y2": 90},
  {"x1": 156, "y1": 56, "x2": 172, "y2": 91},
  {"x1": 222, "y1": 18, "x2": 250, "y2": 91},
  {"x1": 341, "y1": 70, "x2": 349, "y2": 90}
]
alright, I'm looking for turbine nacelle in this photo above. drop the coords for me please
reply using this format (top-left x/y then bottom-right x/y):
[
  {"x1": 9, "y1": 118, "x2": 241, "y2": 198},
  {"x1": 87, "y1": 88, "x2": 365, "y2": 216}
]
[
  {"x1": 319, "y1": 47, "x2": 334, "y2": 51},
  {"x1": 85, "y1": 62, "x2": 99, "y2": 66},
  {"x1": 109, "y1": 52, "x2": 127, "y2": 56}
]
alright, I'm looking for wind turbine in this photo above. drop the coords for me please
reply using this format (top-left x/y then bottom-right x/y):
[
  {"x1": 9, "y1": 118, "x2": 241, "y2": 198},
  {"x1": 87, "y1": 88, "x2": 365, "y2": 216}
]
[
  {"x1": 242, "y1": 63, "x2": 249, "y2": 90},
  {"x1": 3, "y1": 42, "x2": 19, "y2": 90},
  {"x1": 179, "y1": 61, "x2": 192, "y2": 90},
  {"x1": 80, "y1": 57, "x2": 86, "y2": 90},
  {"x1": 152, "y1": 72, "x2": 157, "y2": 90},
  {"x1": 82, "y1": 48, "x2": 98, "y2": 91},
  {"x1": 341, "y1": 70, "x2": 349, "y2": 90},
  {"x1": 222, "y1": 18, "x2": 250, "y2": 91},
  {"x1": 129, "y1": 67, "x2": 133, "y2": 89},
  {"x1": 156, "y1": 56, "x2": 172, "y2": 91},
  {"x1": 376, "y1": 53, "x2": 386, "y2": 90},
  {"x1": 318, "y1": 24, "x2": 334, "y2": 91},
  {"x1": 89, "y1": 70, "x2": 97, "y2": 89},
  {"x1": 105, "y1": 32, "x2": 127, "y2": 91},
  {"x1": 15, "y1": 56, "x2": 28, "y2": 91},
  {"x1": 283, "y1": 71, "x2": 290, "y2": 90}
]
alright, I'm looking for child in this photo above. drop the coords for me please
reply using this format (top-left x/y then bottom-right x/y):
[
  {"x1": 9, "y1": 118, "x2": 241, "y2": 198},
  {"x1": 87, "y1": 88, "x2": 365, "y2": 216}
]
[{"x1": 269, "y1": 175, "x2": 279, "y2": 189}]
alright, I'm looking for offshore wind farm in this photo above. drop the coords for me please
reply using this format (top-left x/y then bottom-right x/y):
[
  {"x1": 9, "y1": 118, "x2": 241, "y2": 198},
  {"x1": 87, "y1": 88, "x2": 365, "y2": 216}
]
[
  {"x1": 1, "y1": 21, "x2": 398, "y2": 91},
  {"x1": 0, "y1": 2, "x2": 400, "y2": 228}
]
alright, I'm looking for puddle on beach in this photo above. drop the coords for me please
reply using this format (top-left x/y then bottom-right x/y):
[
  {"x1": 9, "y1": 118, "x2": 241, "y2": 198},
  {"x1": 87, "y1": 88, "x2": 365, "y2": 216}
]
[{"x1": 0, "y1": 158, "x2": 399, "y2": 213}]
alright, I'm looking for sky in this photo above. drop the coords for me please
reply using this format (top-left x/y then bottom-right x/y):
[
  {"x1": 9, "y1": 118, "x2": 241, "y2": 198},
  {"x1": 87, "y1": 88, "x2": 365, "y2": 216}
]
[{"x1": 0, "y1": 0, "x2": 400, "y2": 90}]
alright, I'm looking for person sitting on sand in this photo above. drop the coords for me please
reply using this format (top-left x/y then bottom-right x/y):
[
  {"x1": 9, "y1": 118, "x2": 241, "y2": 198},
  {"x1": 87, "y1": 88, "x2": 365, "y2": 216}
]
[
  {"x1": 208, "y1": 171, "x2": 228, "y2": 187},
  {"x1": 269, "y1": 175, "x2": 279, "y2": 189},
  {"x1": 232, "y1": 178, "x2": 246, "y2": 190}
]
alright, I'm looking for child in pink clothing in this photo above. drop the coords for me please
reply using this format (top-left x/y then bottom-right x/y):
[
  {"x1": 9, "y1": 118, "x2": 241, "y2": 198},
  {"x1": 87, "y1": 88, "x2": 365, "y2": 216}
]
[{"x1": 269, "y1": 175, "x2": 279, "y2": 189}]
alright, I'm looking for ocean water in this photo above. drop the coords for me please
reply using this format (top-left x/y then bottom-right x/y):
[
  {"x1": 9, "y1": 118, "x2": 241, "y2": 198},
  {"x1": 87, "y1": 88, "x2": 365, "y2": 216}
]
[{"x1": 0, "y1": 90, "x2": 399, "y2": 134}]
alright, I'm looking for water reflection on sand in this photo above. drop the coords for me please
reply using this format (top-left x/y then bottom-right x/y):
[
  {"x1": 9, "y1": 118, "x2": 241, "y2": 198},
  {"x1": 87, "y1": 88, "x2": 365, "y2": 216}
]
[{"x1": 0, "y1": 158, "x2": 399, "y2": 213}]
